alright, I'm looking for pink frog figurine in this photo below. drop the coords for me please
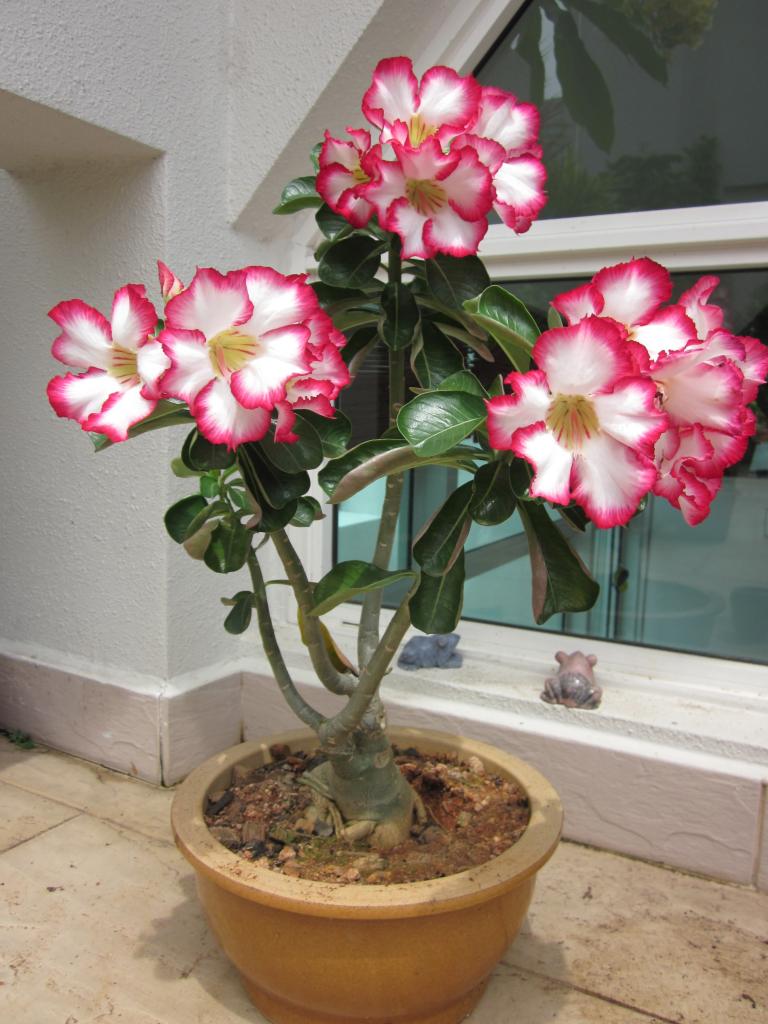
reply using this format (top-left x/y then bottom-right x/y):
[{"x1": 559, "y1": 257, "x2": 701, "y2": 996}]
[{"x1": 541, "y1": 651, "x2": 602, "y2": 709}]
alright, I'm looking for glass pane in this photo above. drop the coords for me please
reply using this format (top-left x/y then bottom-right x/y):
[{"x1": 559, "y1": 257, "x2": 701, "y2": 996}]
[
  {"x1": 476, "y1": 0, "x2": 768, "y2": 218},
  {"x1": 335, "y1": 269, "x2": 768, "y2": 664}
]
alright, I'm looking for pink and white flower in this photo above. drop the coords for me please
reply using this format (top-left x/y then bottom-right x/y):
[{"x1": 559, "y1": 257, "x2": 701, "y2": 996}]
[
  {"x1": 157, "y1": 261, "x2": 184, "y2": 303},
  {"x1": 316, "y1": 128, "x2": 378, "y2": 228},
  {"x1": 362, "y1": 136, "x2": 493, "y2": 258},
  {"x1": 362, "y1": 56, "x2": 480, "y2": 147},
  {"x1": 653, "y1": 426, "x2": 723, "y2": 526},
  {"x1": 160, "y1": 266, "x2": 316, "y2": 448},
  {"x1": 47, "y1": 284, "x2": 169, "y2": 442},
  {"x1": 486, "y1": 318, "x2": 667, "y2": 527}
]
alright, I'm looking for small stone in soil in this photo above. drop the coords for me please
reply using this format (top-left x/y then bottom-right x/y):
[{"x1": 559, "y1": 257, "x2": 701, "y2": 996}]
[
  {"x1": 209, "y1": 825, "x2": 239, "y2": 848},
  {"x1": 207, "y1": 790, "x2": 234, "y2": 815}
]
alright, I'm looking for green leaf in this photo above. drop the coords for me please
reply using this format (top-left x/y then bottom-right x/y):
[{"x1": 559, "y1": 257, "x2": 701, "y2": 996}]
[
  {"x1": 547, "y1": 305, "x2": 564, "y2": 330},
  {"x1": 259, "y1": 418, "x2": 323, "y2": 473},
  {"x1": 343, "y1": 324, "x2": 380, "y2": 374},
  {"x1": 90, "y1": 400, "x2": 194, "y2": 451},
  {"x1": 426, "y1": 254, "x2": 490, "y2": 309},
  {"x1": 181, "y1": 429, "x2": 235, "y2": 472},
  {"x1": 328, "y1": 443, "x2": 480, "y2": 505},
  {"x1": 488, "y1": 374, "x2": 505, "y2": 398},
  {"x1": 200, "y1": 474, "x2": 219, "y2": 498},
  {"x1": 516, "y1": 5, "x2": 544, "y2": 106},
  {"x1": 252, "y1": 500, "x2": 300, "y2": 533},
  {"x1": 204, "y1": 519, "x2": 251, "y2": 573},
  {"x1": 290, "y1": 496, "x2": 324, "y2": 527},
  {"x1": 224, "y1": 591, "x2": 254, "y2": 634},
  {"x1": 296, "y1": 409, "x2": 351, "y2": 459},
  {"x1": 409, "y1": 552, "x2": 465, "y2": 634},
  {"x1": 397, "y1": 391, "x2": 486, "y2": 458},
  {"x1": 273, "y1": 175, "x2": 322, "y2": 214},
  {"x1": 311, "y1": 281, "x2": 369, "y2": 307},
  {"x1": 470, "y1": 461, "x2": 517, "y2": 526},
  {"x1": 413, "y1": 483, "x2": 473, "y2": 576},
  {"x1": 315, "y1": 203, "x2": 352, "y2": 240},
  {"x1": 310, "y1": 142, "x2": 322, "y2": 172},
  {"x1": 319, "y1": 438, "x2": 406, "y2": 497},
  {"x1": 517, "y1": 501, "x2": 600, "y2": 624},
  {"x1": 411, "y1": 322, "x2": 464, "y2": 388},
  {"x1": 164, "y1": 495, "x2": 208, "y2": 544},
  {"x1": 182, "y1": 519, "x2": 217, "y2": 560},
  {"x1": 463, "y1": 286, "x2": 539, "y2": 372},
  {"x1": 437, "y1": 370, "x2": 488, "y2": 398},
  {"x1": 237, "y1": 444, "x2": 310, "y2": 508},
  {"x1": 560, "y1": 504, "x2": 589, "y2": 532},
  {"x1": 567, "y1": 0, "x2": 667, "y2": 84},
  {"x1": 171, "y1": 456, "x2": 201, "y2": 478},
  {"x1": 318, "y1": 236, "x2": 386, "y2": 289},
  {"x1": 310, "y1": 561, "x2": 416, "y2": 616},
  {"x1": 553, "y1": 8, "x2": 615, "y2": 152},
  {"x1": 380, "y1": 282, "x2": 420, "y2": 350}
]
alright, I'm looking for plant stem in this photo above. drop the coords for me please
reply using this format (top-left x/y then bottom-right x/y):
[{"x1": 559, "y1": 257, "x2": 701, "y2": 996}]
[
  {"x1": 247, "y1": 552, "x2": 324, "y2": 732},
  {"x1": 357, "y1": 234, "x2": 407, "y2": 669},
  {"x1": 271, "y1": 528, "x2": 355, "y2": 695}
]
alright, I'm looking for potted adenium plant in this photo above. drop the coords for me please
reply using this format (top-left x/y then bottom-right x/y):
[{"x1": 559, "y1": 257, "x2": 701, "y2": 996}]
[{"x1": 46, "y1": 56, "x2": 766, "y2": 1024}]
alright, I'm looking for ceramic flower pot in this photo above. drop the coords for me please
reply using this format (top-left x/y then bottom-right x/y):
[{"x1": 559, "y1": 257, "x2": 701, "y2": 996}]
[{"x1": 171, "y1": 727, "x2": 562, "y2": 1024}]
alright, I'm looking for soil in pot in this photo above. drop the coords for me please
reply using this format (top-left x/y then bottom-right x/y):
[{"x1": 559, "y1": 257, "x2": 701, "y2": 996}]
[{"x1": 203, "y1": 742, "x2": 531, "y2": 885}]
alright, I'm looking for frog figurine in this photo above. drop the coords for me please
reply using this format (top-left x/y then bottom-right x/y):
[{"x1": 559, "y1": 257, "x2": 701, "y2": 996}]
[
  {"x1": 541, "y1": 650, "x2": 602, "y2": 709},
  {"x1": 397, "y1": 633, "x2": 462, "y2": 671}
]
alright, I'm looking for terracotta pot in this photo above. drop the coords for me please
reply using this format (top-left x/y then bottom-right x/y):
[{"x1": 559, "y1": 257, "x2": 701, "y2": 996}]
[{"x1": 171, "y1": 727, "x2": 562, "y2": 1024}]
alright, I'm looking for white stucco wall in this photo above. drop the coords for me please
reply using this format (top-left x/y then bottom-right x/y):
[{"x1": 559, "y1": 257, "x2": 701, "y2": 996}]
[{"x1": 0, "y1": 0, "x2": 468, "y2": 687}]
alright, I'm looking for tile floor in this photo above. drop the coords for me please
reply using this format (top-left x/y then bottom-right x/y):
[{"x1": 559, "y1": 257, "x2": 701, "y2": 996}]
[{"x1": 1, "y1": 736, "x2": 766, "y2": 1024}]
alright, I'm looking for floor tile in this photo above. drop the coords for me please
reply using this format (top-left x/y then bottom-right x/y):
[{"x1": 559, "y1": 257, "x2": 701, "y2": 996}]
[
  {"x1": 0, "y1": 779, "x2": 78, "y2": 851},
  {"x1": 0, "y1": 737, "x2": 173, "y2": 843},
  {"x1": 506, "y1": 842, "x2": 768, "y2": 1024}
]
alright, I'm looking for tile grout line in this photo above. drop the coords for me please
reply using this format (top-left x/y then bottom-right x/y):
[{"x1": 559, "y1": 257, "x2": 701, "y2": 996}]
[
  {"x1": 1, "y1": 811, "x2": 83, "y2": 854},
  {"x1": 501, "y1": 963, "x2": 681, "y2": 1024}
]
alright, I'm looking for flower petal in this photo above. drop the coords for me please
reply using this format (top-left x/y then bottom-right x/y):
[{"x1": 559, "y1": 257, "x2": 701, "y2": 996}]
[
  {"x1": 423, "y1": 205, "x2": 488, "y2": 258},
  {"x1": 654, "y1": 352, "x2": 745, "y2": 432},
  {"x1": 84, "y1": 383, "x2": 155, "y2": 442},
  {"x1": 242, "y1": 266, "x2": 318, "y2": 335},
  {"x1": 416, "y1": 65, "x2": 480, "y2": 132},
  {"x1": 274, "y1": 401, "x2": 299, "y2": 443},
  {"x1": 193, "y1": 378, "x2": 271, "y2": 448},
  {"x1": 386, "y1": 198, "x2": 430, "y2": 259},
  {"x1": 362, "y1": 57, "x2": 418, "y2": 132},
  {"x1": 165, "y1": 267, "x2": 252, "y2": 340},
  {"x1": 492, "y1": 157, "x2": 547, "y2": 233},
  {"x1": 159, "y1": 328, "x2": 213, "y2": 404},
  {"x1": 229, "y1": 324, "x2": 310, "y2": 410},
  {"x1": 572, "y1": 433, "x2": 658, "y2": 527},
  {"x1": 49, "y1": 299, "x2": 112, "y2": 369},
  {"x1": 137, "y1": 338, "x2": 171, "y2": 400},
  {"x1": 440, "y1": 146, "x2": 493, "y2": 220},
  {"x1": 592, "y1": 378, "x2": 667, "y2": 452},
  {"x1": 486, "y1": 371, "x2": 551, "y2": 449},
  {"x1": 511, "y1": 422, "x2": 573, "y2": 506},
  {"x1": 110, "y1": 284, "x2": 157, "y2": 350},
  {"x1": 47, "y1": 369, "x2": 120, "y2": 425},
  {"x1": 472, "y1": 87, "x2": 540, "y2": 157},
  {"x1": 533, "y1": 318, "x2": 632, "y2": 397},
  {"x1": 552, "y1": 283, "x2": 604, "y2": 325},
  {"x1": 631, "y1": 306, "x2": 697, "y2": 360},
  {"x1": 678, "y1": 275, "x2": 723, "y2": 340},
  {"x1": 593, "y1": 258, "x2": 672, "y2": 328},
  {"x1": 157, "y1": 261, "x2": 184, "y2": 302},
  {"x1": 361, "y1": 156, "x2": 407, "y2": 222}
]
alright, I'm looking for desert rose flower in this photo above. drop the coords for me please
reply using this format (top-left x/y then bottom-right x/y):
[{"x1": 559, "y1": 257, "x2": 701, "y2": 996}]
[
  {"x1": 653, "y1": 425, "x2": 724, "y2": 526},
  {"x1": 157, "y1": 260, "x2": 184, "y2": 303},
  {"x1": 362, "y1": 56, "x2": 480, "y2": 147},
  {"x1": 363, "y1": 136, "x2": 492, "y2": 258},
  {"x1": 316, "y1": 129, "x2": 378, "y2": 228},
  {"x1": 47, "y1": 284, "x2": 169, "y2": 442},
  {"x1": 486, "y1": 317, "x2": 667, "y2": 527},
  {"x1": 160, "y1": 266, "x2": 316, "y2": 448}
]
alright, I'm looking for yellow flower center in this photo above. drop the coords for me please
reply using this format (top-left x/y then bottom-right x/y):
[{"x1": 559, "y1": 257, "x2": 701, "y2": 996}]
[
  {"x1": 351, "y1": 163, "x2": 370, "y2": 184},
  {"x1": 108, "y1": 344, "x2": 139, "y2": 384},
  {"x1": 546, "y1": 394, "x2": 600, "y2": 449},
  {"x1": 208, "y1": 328, "x2": 261, "y2": 378},
  {"x1": 405, "y1": 177, "x2": 447, "y2": 216},
  {"x1": 408, "y1": 114, "x2": 438, "y2": 147}
]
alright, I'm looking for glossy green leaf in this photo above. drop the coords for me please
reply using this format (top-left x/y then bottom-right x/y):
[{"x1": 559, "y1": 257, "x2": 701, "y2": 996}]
[
  {"x1": 318, "y1": 236, "x2": 386, "y2": 289},
  {"x1": 290, "y1": 496, "x2": 324, "y2": 527},
  {"x1": 412, "y1": 482, "x2": 473, "y2": 576},
  {"x1": 296, "y1": 409, "x2": 352, "y2": 459},
  {"x1": 488, "y1": 374, "x2": 505, "y2": 398},
  {"x1": 311, "y1": 281, "x2": 369, "y2": 307},
  {"x1": 237, "y1": 444, "x2": 310, "y2": 508},
  {"x1": 409, "y1": 552, "x2": 465, "y2": 634},
  {"x1": 315, "y1": 203, "x2": 353, "y2": 240},
  {"x1": 90, "y1": 401, "x2": 194, "y2": 451},
  {"x1": 224, "y1": 591, "x2": 254, "y2": 634},
  {"x1": 470, "y1": 461, "x2": 517, "y2": 526},
  {"x1": 252, "y1": 500, "x2": 299, "y2": 533},
  {"x1": 437, "y1": 371, "x2": 488, "y2": 398},
  {"x1": 200, "y1": 474, "x2": 219, "y2": 498},
  {"x1": 397, "y1": 391, "x2": 486, "y2": 458},
  {"x1": 164, "y1": 495, "x2": 208, "y2": 544},
  {"x1": 568, "y1": 0, "x2": 667, "y2": 84},
  {"x1": 411, "y1": 322, "x2": 464, "y2": 388},
  {"x1": 182, "y1": 519, "x2": 217, "y2": 560},
  {"x1": 319, "y1": 438, "x2": 406, "y2": 497},
  {"x1": 310, "y1": 561, "x2": 416, "y2": 616},
  {"x1": 273, "y1": 175, "x2": 322, "y2": 214},
  {"x1": 204, "y1": 519, "x2": 251, "y2": 573},
  {"x1": 517, "y1": 501, "x2": 600, "y2": 623},
  {"x1": 310, "y1": 142, "x2": 322, "y2": 172},
  {"x1": 553, "y1": 8, "x2": 615, "y2": 152},
  {"x1": 181, "y1": 428, "x2": 235, "y2": 472},
  {"x1": 341, "y1": 324, "x2": 379, "y2": 372},
  {"x1": 380, "y1": 282, "x2": 420, "y2": 350},
  {"x1": 425, "y1": 254, "x2": 490, "y2": 310},
  {"x1": 171, "y1": 457, "x2": 201, "y2": 478},
  {"x1": 329, "y1": 443, "x2": 480, "y2": 505},
  {"x1": 547, "y1": 305, "x2": 564, "y2": 330},
  {"x1": 259, "y1": 418, "x2": 323, "y2": 473},
  {"x1": 560, "y1": 504, "x2": 589, "y2": 532},
  {"x1": 463, "y1": 287, "x2": 539, "y2": 372}
]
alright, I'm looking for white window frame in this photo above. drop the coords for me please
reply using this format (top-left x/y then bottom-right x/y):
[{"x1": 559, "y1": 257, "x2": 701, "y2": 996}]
[{"x1": 286, "y1": 0, "x2": 768, "y2": 744}]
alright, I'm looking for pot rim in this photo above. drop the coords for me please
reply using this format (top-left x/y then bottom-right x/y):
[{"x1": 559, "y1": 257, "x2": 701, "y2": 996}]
[{"x1": 171, "y1": 726, "x2": 563, "y2": 920}]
